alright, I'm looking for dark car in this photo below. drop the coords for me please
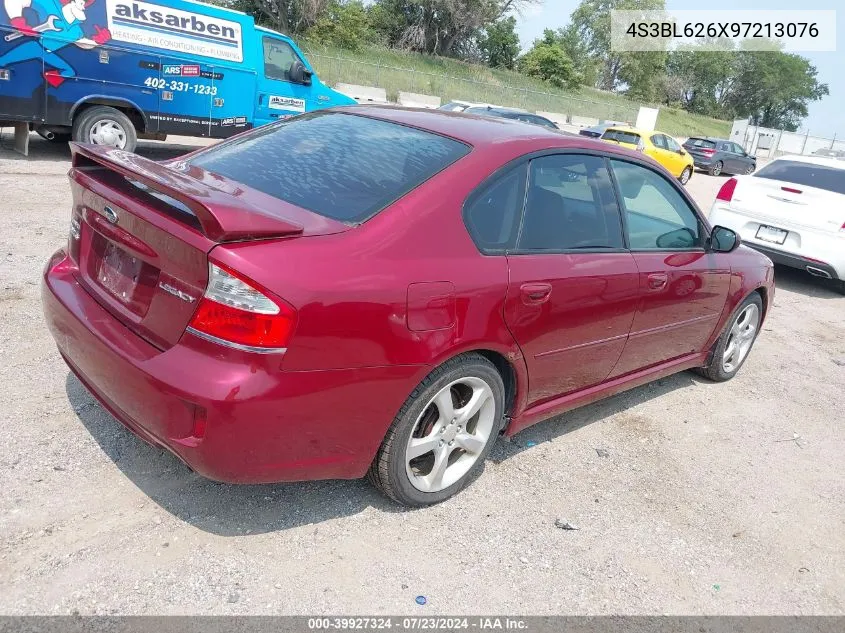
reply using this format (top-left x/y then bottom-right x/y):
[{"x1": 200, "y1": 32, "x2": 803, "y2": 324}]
[
  {"x1": 812, "y1": 148, "x2": 845, "y2": 159},
  {"x1": 683, "y1": 137, "x2": 756, "y2": 176},
  {"x1": 579, "y1": 123, "x2": 626, "y2": 138},
  {"x1": 42, "y1": 107, "x2": 773, "y2": 506},
  {"x1": 463, "y1": 106, "x2": 560, "y2": 130}
]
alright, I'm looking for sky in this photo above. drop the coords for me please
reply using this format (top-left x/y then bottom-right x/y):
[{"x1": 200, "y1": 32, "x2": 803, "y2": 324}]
[{"x1": 513, "y1": 0, "x2": 844, "y2": 137}]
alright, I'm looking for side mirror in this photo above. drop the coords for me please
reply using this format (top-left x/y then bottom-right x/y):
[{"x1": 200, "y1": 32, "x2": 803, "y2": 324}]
[
  {"x1": 709, "y1": 226, "x2": 740, "y2": 253},
  {"x1": 677, "y1": 148, "x2": 685, "y2": 155},
  {"x1": 656, "y1": 227, "x2": 697, "y2": 249},
  {"x1": 289, "y1": 60, "x2": 313, "y2": 86}
]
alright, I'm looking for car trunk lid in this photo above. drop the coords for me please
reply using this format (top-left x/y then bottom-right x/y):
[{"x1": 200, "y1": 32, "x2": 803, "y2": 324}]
[
  {"x1": 68, "y1": 143, "x2": 347, "y2": 350},
  {"x1": 731, "y1": 173, "x2": 845, "y2": 234}
]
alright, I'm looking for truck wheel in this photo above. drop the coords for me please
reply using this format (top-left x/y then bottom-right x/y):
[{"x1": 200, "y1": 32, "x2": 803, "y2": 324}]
[{"x1": 72, "y1": 106, "x2": 137, "y2": 152}]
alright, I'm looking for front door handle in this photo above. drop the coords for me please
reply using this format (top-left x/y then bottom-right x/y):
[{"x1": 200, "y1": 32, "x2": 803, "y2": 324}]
[
  {"x1": 520, "y1": 283, "x2": 552, "y2": 305},
  {"x1": 647, "y1": 273, "x2": 668, "y2": 291}
]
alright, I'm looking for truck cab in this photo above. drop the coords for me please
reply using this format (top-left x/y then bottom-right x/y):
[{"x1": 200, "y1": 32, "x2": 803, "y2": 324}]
[
  {"x1": 253, "y1": 28, "x2": 353, "y2": 128},
  {"x1": 0, "y1": 0, "x2": 355, "y2": 153}
]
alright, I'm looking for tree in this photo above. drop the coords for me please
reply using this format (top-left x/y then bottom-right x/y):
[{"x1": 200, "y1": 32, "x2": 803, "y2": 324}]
[
  {"x1": 308, "y1": 1, "x2": 375, "y2": 50},
  {"x1": 479, "y1": 16, "x2": 520, "y2": 68},
  {"x1": 666, "y1": 43, "x2": 736, "y2": 115},
  {"x1": 724, "y1": 50, "x2": 828, "y2": 131},
  {"x1": 230, "y1": 0, "x2": 331, "y2": 35},
  {"x1": 568, "y1": 0, "x2": 665, "y2": 90},
  {"x1": 517, "y1": 40, "x2": 578, "y2": 88},
  {"x1": 370, "y1": 0, "x2": 538, "y2": 58}
]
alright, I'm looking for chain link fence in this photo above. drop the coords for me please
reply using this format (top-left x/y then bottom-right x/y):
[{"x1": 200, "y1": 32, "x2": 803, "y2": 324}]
[
  {"x1": 732, "y1": 120, "x2": 845, "y2": 158},
  {"x1": 305, "y1": 51, "x2": 639, "y2": 124}
]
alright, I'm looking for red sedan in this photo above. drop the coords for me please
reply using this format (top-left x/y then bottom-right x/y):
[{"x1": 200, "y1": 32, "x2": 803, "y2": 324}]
[{"x1": 42, "y1": 107, "x2": 774, "y2": 506}]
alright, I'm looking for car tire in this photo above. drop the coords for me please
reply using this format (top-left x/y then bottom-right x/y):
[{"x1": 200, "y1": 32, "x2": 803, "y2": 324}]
[
  {"x1": 72, "y1": 105, "x2": 137, "y2": 152},
  {"x1": 745, "y1": 163, "x2": 755, "y2": 175},
  {"x1": 368, "y1": 353, "x2": 506, "y2": 506},
  {"x1": 835, "y1": 279, "x2": 845, "y2": 296},
  {"x1": 696, "y1": 292, "x2": 763, "y2": 382},
  {"x1": 679, "y1": 166, "x2": 692, "y2": 185},
  {"x1": 708, "y1": 160, "x2": 723, "y2": 176}
]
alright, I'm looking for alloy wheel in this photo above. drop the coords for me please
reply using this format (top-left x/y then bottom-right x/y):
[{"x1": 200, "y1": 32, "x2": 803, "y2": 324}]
[
  {"x1": 404, "y1": 377, "x2": 496, "y2": 493},
  {"x1": 722, "y1": 303, "x2": 760, "y2": 373}
]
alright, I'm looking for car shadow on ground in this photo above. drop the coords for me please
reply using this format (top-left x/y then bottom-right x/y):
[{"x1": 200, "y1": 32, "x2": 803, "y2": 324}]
[
  {"x1": 0, "y1": 131, "x2": 205, "y2": 162},
  {"x1": 773, "y1": 264, "x2": 843, "y2": 299},
  {"x1": 66, "y1": 368, "x2": 700, "y2": 535},
  {"x1": 490, "y1": 371, "x2": 700, "y2": 463}
]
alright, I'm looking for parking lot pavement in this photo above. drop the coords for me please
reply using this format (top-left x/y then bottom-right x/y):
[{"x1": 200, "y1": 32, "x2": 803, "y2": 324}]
[{"x1": 1, "y1": 134, "x2": 843, "y2": 615}]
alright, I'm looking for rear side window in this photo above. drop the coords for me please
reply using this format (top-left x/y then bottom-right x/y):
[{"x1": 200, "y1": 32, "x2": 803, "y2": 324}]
[
  {"x1": 517, "y1": 154, "x2": 623, "y2": 252},
  {"x1": 602, "y1": 129, "x2": 641, "y2": 145},
  {"x1": 755, "y1": 160, "x2": 845, "y2": 195},
  {"x1": 686, "y1": 138, "x2": 716, "y2": 149},
  {"x1": 463, "y1": 165, "x2": 527, "y2": 253},
  {"x1": 190, "y1": 112, "x2": 470, "y2": 223}
]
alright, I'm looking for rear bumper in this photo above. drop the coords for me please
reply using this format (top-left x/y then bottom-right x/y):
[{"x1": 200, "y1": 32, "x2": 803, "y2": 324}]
[
  {"x1": 741, "y1": 244, "x2": 841, "y2": 280},
  {"x1": 42, "y1": 249, "x2": 420, "y2": 483},
  {"x1": 709, "y1": 204, "x2": 845, "y2": 280}
]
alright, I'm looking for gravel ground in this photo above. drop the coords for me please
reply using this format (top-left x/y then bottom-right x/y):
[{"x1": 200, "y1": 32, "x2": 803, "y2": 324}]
[{"x1": 1, "y1": 133, "x2": 843, "y2": 616}]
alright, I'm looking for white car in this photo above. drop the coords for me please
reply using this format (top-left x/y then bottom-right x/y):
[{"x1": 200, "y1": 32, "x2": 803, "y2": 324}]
[{"x1": 709, "y1": 154, "x2": 845, "y2": 294}]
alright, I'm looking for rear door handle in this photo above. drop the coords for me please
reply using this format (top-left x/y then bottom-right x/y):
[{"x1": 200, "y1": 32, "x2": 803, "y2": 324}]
[
  {"x1": 647, "y1": 273, "x2": 668, "y2": 290},
  {"x1": 520, "y1": 283, "x2": 552, "y2": 305}
]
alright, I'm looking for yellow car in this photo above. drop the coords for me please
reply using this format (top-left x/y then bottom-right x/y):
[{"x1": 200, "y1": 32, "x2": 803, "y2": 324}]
[{"x1": 600, "y1": 127, "x2": 695, "y2": 185}]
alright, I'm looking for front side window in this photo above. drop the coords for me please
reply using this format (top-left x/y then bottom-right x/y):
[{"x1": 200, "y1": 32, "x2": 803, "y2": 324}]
[
  {"x1": 190, "y1": 112, "x2": 470, "y2": 223},
  {"x1": 609, "y1": 159, "x2": 702, "y2": 250},
  {"x1": 664, "y1": 135, "x2": 681, "y2": 152},
  {"x1": 263, "y1": 37, "x2": 300, "y2": 81},
  {"x1": 517, "y1": 154, "x2": 624, "y2": 252},
  {"x1": 463, "y1": 165, "x2": 527, "y2": 253},
  {"x1": 651, "y1": 134, "x2": 668, "y2": 150}
]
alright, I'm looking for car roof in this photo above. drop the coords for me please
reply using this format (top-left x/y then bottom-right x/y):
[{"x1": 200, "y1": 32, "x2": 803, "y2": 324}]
[
  {"x1": 337, "y1": 105, "x2": 614, "y2": 149},
  {"x1": 770, "y1": 154, "x2": 845, "y2": 169}
]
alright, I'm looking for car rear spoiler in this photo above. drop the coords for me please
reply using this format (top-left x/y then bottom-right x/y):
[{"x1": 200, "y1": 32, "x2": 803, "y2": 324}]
[{"x1": 69, "y1": 143, "x2": 304, "y2": 242}]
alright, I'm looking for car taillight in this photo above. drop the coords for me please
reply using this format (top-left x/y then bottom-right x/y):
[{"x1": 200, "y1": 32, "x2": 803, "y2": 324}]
[
  {"x1": 716, "y1": 177, "x2": 738, "y2": 202},
  {"x1": 700, "y1": 148, "x2": 715, "y2": 156},
  {"x1": 188, "y1": 262, "x2": 296, "y2": 351}
]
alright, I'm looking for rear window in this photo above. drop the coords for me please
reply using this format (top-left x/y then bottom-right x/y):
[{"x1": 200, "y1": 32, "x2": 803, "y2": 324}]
[
  {"x1": 602, "y1": 129, "x2": 641, "y2": 145},
  {"x1": 189, "y1": 112, "x2": 470, "y2": 223},
  {"x1": 685, "y1": 138, "x2": 716, "y2": 149},
  {"x1": 754, "y1": 160, "x2": 845, "y2": 195}
]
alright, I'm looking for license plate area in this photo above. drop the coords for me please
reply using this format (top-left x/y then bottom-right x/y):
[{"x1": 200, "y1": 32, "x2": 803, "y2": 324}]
[
  {"x1": 755, "y1": 224, "x2": 788, "y2": 245},
  {"x1": 91, "y1": 236, "x2": 157, "y2": 316}
]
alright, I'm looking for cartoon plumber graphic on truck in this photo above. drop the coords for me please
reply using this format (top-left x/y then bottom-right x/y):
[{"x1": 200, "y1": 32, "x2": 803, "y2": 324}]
[{"x1": 0, "y1": 0, "x2": 111, "y2": 86}]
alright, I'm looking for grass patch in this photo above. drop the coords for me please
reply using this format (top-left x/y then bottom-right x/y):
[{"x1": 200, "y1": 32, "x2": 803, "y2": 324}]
[{"x1": 300, "y1": 41, "x2": 732, "y2": 138}]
